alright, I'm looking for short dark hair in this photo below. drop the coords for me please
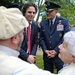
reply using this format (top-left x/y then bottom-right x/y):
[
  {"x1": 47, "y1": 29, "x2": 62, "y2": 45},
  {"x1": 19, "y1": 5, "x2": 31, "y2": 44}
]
[{"x1": 22, "y1": 2, "x2": 37, "y2": 16}]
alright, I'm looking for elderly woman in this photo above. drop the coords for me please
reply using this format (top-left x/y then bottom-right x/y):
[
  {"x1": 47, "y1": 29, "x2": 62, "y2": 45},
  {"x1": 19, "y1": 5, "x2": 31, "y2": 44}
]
[{"x1": 58, "y1": 31, "x2": 75, "y2": 75}]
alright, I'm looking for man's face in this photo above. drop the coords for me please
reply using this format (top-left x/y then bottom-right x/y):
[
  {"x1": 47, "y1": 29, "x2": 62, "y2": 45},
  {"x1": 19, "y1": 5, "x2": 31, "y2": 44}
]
[
  {"x1": 24, "y1": 6, "x2": 36, "y2": 22},
  {"x1": 58, "y1": 42, "x2": 74, "y2": 64},
  {"x1": 46, "y1": 10, "x2": 57, "y2": 20}
]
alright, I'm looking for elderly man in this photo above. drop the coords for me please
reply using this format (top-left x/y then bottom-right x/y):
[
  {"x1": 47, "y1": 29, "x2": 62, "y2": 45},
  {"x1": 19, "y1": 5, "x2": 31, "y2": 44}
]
[
  {"x1": 0, "y1": 6, "x2": 52, "y2": 75},
  {"x1": 40, "y1": 1, "x2": 70, "y2": 73}
]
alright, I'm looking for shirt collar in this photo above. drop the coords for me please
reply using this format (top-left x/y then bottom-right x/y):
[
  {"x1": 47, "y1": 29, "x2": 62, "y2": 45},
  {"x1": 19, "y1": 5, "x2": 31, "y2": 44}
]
[
  {"x1": 0, "y1": 45, "x2": 19, "y2": 57},
  {"x1": 52, "y1": 16, "x2": 56, "y2": 25},
  {"x1": 29, "y1": 21, "x2": 32, "y2": 25}
]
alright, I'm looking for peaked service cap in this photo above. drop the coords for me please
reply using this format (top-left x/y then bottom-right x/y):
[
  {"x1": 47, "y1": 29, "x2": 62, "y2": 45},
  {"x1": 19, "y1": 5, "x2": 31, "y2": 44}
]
[{"x1": 45, "y1": 1, "x2": 61, "y2": 12}]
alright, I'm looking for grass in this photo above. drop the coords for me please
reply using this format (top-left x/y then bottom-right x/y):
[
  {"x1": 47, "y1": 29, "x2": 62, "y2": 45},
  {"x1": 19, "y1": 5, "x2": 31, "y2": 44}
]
[{"x1": 35, "y1": 55, "x2": 44, "y2": 69}]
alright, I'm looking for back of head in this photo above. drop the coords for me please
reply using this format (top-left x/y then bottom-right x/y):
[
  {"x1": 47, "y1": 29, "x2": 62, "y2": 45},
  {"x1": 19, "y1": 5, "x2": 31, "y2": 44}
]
[
  {"x1": 0, "y1": 6, "x2": 28, "y2": 40},
  {"x1": 64, "y1": 31, "x2": 75, "y2": 56}
]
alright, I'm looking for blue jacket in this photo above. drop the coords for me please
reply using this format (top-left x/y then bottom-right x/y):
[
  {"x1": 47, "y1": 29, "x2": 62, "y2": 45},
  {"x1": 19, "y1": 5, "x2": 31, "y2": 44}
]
[{"x1": 40, "y1": 16, "x2": 70, "y2": 56}]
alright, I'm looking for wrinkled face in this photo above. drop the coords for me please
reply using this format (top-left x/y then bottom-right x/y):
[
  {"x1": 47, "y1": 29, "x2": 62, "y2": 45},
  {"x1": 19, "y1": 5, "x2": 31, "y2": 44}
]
[
  {"x1": 24, "y1": 6, "x2": 36, "y2": 22},
  {"x1": 58, "y1": 42, "x2": 74, "y2": 64},
  {"x1": 46, "y1": 10, "x2": 57, "y2": 20}
]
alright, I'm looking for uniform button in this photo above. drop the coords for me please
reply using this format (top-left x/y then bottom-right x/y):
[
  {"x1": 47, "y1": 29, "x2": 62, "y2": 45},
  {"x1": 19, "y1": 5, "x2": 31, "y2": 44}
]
[
  {"x1": 50, "y1": 47, "x2": 51, "y2": 48},
  {"x1": 50, "y1": 36, "x2": 52, "y2": 38},
  {"x1": 49, "y1": 41, "x2": 51, "y2": 43}
]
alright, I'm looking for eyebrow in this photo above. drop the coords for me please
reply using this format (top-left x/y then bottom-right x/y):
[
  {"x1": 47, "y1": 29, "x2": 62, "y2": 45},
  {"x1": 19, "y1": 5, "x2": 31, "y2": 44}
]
[{"x1": 28, "y1": 11, "x2": 36, "y2": 14}]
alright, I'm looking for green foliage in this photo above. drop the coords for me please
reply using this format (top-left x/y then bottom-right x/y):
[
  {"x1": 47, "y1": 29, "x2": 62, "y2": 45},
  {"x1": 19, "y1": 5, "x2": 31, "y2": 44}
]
[
  {"x1": 0, "y1": 0, "x2": 12, "y2": 7},
  {"x1": 0, "y1": 0, "x2": 23, "y2": 7},
  {"x1": 36, "y1": 55, "x2": 44, "y2": 69},
  {"x1": 0, "y1": 0, "x2": 75, "y2": 24},
  {"x1": 42, "y1": 0, "x2": 75, "y2": 25},
  {"x1": 57, "y1": 1, "x2": 75, "y2": 24}
]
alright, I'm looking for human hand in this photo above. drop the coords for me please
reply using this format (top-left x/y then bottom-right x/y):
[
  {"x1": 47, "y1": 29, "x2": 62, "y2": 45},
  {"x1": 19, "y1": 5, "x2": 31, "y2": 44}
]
[
  {"x1": 48, "y1": 50, "x2": 57, "y2": 58},
  {"x1": 27, "y1": 55, "x2": 36, "y2": 64},
  {"x1": 44, "y1": 50, "x2": 52, "y2": 57}
]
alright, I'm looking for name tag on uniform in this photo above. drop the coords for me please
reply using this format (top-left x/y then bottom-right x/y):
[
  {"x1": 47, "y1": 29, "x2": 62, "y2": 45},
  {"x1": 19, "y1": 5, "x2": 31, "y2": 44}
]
[{"x1": 57, "y1": 24, "x2": 64, "y2": 31}]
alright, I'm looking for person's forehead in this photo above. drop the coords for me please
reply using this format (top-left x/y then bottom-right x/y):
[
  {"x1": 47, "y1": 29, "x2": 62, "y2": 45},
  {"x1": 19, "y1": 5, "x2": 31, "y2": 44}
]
[
  {"x1": 26, "y1": 7, "x2": 36, "y2": 12},
  {"x1": 27, "y1": 6, "x2": 36, "y2": 10}
]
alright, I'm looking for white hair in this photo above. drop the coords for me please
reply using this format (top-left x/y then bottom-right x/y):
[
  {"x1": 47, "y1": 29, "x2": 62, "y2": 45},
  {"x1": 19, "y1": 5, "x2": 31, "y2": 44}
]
[
  {"x1": 64, "y1": 31, "x2": 75, "y2": 56},
  {"x1": 56, "y1": 13, "x2": 61, "y2": 17}
]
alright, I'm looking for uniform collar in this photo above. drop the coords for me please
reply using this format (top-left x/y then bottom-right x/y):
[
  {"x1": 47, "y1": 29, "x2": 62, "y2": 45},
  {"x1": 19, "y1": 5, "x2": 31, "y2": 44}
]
[
  {"x1": 52, "y1": 16, "x2": 56, "y2": 24},
  {"x1": 48, "y1": 16, "x2": 56, "y2": 25}
]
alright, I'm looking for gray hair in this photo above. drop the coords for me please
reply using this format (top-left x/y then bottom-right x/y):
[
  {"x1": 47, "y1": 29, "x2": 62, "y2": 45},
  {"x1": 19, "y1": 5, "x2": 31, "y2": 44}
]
[{"x1": 64, "y1": 31, "x2": 75, "y2": 56}]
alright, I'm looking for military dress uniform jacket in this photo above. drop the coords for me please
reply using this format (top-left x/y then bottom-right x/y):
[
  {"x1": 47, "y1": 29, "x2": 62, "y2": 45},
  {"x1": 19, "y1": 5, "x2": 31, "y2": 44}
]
[
  {"x1": 40, "y1": 16, "x2": 70, "y2": 60},
  {"x1": 19, "y1": 21, "x2": 39, "y2": 61}
]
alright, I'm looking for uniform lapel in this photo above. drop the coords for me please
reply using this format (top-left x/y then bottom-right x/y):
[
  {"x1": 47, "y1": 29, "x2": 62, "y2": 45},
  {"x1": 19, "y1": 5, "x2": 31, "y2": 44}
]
[{"x1": 45, "y1": 19, "x2": 51, "y2": 35}]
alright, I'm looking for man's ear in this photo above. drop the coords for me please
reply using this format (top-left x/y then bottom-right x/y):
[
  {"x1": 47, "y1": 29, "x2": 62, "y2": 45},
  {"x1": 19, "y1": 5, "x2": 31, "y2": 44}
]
[
  {"x1": 72, "y1": 56, "x2": 75, "y2": 62},
  {"x1": 55, "y1": 10, "x2": 58, "y2": 13},
  {"x1": 11, "y1": 34, "x2": 19, "y2": 44}
]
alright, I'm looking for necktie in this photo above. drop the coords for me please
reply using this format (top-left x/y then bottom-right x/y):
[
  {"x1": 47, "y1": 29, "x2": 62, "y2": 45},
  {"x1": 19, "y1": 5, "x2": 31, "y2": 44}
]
[
  {"x1": 49, "y1": 20, "x2": 53, "y2": 30},
  {"x1": 27, "y1": 24, "x2": 31, "y2": 54}
]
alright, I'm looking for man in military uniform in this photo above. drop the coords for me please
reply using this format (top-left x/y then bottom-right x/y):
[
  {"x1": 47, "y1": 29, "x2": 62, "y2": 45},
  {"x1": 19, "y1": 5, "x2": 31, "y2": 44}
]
[{"x1": 40, "y1": 1, "x2": 70, "y2": 73}]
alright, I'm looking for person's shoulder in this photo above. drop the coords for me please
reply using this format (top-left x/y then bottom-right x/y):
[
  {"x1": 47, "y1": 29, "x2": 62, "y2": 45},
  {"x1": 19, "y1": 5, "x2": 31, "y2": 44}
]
[
  {"x1": 32, "y1": 20, "x2": 38, "y2": 27},
  {"x1": 40, "y1": 19, "x2": 48, "y2": 25},
  {"x1": 56, "y1": 17, "x2": 68, "y2": 24},
  {"x1": 32, "y1": 20, "x2": 37, "y2": 25},
  {"x1": 58, "y1": 17, "x2": 68, "y2": 21},
  {"x1": 31, "y1": 20, "x2": 37, "y2": 25}
]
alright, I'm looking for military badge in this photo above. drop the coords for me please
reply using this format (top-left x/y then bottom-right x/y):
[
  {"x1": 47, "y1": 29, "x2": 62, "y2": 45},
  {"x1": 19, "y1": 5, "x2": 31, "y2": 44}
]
[{"x1": 57, "y1": 20, "x2": 64, "y2": 31}]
